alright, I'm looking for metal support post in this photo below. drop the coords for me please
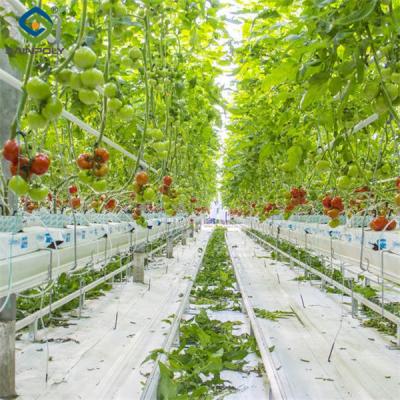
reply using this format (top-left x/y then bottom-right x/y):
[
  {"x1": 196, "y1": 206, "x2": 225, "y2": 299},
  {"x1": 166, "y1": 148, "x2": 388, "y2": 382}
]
[
  {"x1": 166, "y1": 237, "x2": 174, "y2": 259},
  {"x1": 133, "y1": 250, "x2": 146, "y2": 283},
  {"x1": 0, "y1": 294, "x2": 17, "y2": 399}
]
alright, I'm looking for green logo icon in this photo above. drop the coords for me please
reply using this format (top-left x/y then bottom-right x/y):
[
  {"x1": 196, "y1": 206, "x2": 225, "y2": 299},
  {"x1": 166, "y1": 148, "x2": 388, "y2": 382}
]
[{"x1": 19, "y1": 7, "x2": 53, "y2": 44}]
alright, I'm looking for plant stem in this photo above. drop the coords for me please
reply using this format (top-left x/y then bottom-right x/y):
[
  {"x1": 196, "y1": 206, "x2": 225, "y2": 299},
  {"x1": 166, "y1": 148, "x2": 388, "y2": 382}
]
[
  {"x1": 96, "y1": 8, "x2": 112, "y2": 146},
  {"x1": 52, "y1": 0, "x2": 88, "y2": 76}
]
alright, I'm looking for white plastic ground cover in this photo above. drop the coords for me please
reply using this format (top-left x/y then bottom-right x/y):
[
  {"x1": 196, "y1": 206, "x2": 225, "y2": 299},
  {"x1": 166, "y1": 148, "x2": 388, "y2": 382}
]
[
  {"x1": 226, "y1": 229, "x2": 400, "y2": 400},
  {"x1": 246, "y1": 218, "x2": 400, "y2": 285},
  {"x1": 142, "y1": 226, "x2": 269, "y2": 400},
  {"x1": 14, "y1": 229, "x2": 211, "y2": 400},
  {"x1": 0, "y1": 217, "x2": 189, "y2": 297}
]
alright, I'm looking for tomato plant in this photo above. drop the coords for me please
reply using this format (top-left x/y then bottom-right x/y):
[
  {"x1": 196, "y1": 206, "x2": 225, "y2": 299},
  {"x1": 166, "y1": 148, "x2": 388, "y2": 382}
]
[{"x1": 0, "y1": 0, "x2": 222, "y2": 215}]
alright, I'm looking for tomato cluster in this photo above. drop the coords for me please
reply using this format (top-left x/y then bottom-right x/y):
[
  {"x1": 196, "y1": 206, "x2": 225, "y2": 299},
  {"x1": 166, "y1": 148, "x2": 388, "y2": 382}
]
[
  {"x1": 3, "y1": 139, "x2": 50, "y2": 201},
  {"x1": 77, "y1": 147, "x2": 109, "y2": 192},
  {"x1": 130, "y1": 171, "x2": 154, "y2": 226},
  {"x1": 370, "y1": 216, "x2": 396, "y2": 232},
  {"x1": 322, "y1": 195, "x2": 344, "y2": 228},
  {"x1": 159, "y1": 175, "x2": 179, "y2": 216},
  {"x1": 284, "y1": 188, "x2": 307, "y2": 218},
  {"x1": 25, "y1": 77, "x2": 63, "y2": 131}
]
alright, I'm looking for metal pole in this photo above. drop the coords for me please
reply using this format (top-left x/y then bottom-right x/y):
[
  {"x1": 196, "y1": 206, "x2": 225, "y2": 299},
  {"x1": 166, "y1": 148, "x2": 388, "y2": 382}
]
[{"x1": 0, "y1": 294, "x2": 17, "y2": 399}]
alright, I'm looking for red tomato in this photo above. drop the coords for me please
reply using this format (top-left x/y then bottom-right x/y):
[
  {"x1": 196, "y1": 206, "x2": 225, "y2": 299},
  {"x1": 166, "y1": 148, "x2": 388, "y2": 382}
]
[
  {"x1": 69, "y1": 185, "x2": 78, "y2": 194},
  {"x1": 331, "y1": 196, "x2": 344, "y2": 211},
  {"x1": 94, "y1": 147, "x2": 109, "y2": 163},
  {"x1": 135, "y1": 171, "x2": 148, "y2": 186},
  {"x1": 163, "y1": 175, "x2": 173, "y2": 186},
  {"x1": 77, "y1": 153, "x2": 94, "y2": 170},
  {"x1": 105, "y1": 198, "x2": 117, "y2": 210},
  {"x1": 322, "y1": 195, "x2": 332, "y2": 209},
  {"x1": 2, "y1": 140, "x2": 20, "y2": 163},
  {"x1": 70, "y1": 197, "x2": 81, "y2": 209},
  {"x1": 9, "y1": 156, "x2": 31, "y2": 178},
  {"x1": 30, "y1": 153, "x2": 51, "y2": 175}
]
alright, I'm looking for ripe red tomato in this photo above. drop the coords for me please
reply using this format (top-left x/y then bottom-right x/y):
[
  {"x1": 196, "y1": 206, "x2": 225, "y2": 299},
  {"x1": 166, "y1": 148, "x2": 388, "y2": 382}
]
[
  {"x1": 105, "y1": 198, "x2": 117, "y2": 210},
  {"x1": 135, "y1": 171, "x2": 148, "y2": 186},
  {"x1": 3, "y1": 140, "x2": 20, "y2": 163},
  {"x1": 94, "y1": 147, "x2": 109, "y2": 163},
  {"x1": 70, "y1": 197, "x2": 81, "y2": 209},
  {"x1": 9, "y1": 156, "x2": 31, "y2": 178},
  {"x1": 331, "y1": 196, "x2": 344, "y2": 211},
  {"x1": 387, "y1": 219, "x2": 397, "y2": 231},
  {"x1": 30, "y1": 153, "x2": 51, "y2": 175},
  {"x1": 69, "y1": 185, "x2": 78, "y2": 194},
  {"x1": 322, "y1": 195, "x2": 332, "y2": 209},
  {"x1": 370, "y1": 216, "x2": 396, "y2": 231},
  {"x1": 163, "y1": 175, "x2": 173, "y2": 186},
  {"x1": 77, "y1": 153, "x2": 94, "y2": 170}
]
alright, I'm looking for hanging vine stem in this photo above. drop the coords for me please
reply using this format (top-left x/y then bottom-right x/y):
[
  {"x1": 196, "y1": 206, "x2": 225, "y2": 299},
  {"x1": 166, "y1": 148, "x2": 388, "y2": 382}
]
[
  {"x1": 95, "y1": 8, "x2": 112, "y2": 146},
  {"x1": 134, "y1": 8, "x2": 151, "y2": 174},
  {"x1": 51, "y1": 0, "x2": 88, "y2": 76},
  {"x1": 366, "y1": 24, "x2": 400, "y2": 125},
  {"x1": 99, "y1": 9, "x2": 154, "y2": 212},
  {"x1": 10, "y1": 53, "x2": 35, "y2": 139}
]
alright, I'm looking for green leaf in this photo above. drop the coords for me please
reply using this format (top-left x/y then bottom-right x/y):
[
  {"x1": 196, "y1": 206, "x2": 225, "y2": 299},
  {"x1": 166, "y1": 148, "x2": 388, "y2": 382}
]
[
  {"x1": 157, "y1": 362, "x2": 178, "y2": 400},
  {"x1": 335, "y1": 0, "x2": 378, "y2": 26}
]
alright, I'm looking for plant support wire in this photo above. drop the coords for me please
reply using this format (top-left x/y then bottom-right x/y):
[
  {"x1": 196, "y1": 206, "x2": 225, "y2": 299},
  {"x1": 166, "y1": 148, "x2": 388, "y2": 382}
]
[{"x1": 0, "y1": 68, "x2": 157, "y2": 173}]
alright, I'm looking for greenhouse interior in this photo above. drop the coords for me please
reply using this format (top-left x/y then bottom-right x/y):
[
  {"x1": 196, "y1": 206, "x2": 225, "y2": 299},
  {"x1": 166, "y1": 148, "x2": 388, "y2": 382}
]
[{"x1": 0, "y1": 0, "x2": 400, "y2": 399}]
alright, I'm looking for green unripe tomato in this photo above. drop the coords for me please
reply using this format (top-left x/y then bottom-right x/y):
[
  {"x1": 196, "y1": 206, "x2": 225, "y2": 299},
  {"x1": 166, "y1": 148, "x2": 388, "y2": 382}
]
[
  {"x1": 91, "y1": 179, "x2": 107, "y2": 192},
  {"x1": 348, "y1": 164, "x2": 359, "y2": 178},
  {"x1": 78, "y1": 89, "x2": 100, "y2": 105},
  {"x1": 42, "y1": 96, "x2": 63, "y2": 121},
  {"x1": 315, "y1": 160, "x2": 330, "y2": 172},
  {"x1": 337, "y1": 175, "x2": 351, "y2": 190},
  {"x1": 129, "y1": 47, "x2": 142, "y2": 61},
  {"x1": 73, "y1": 46, "x2": 97, "y2": 69},
  {"x1": 104, "y1": 82, "x2": 118, "y2": 98},
  {"x1": 108, "y1": 97, "x2": 123, "y2": 112},
  {"x1": 57, "y1": 68, "x2": 72, "y2": 84},
  {"x1": 29, "y1": 185, "x2": 49, "y2": 201},
  {"x1": 26, "y1": 110, "x2": 48, "y2": 130},
  {"x1": 26, "y1": 77, "x2": 51, "y2": 100},
  {"x1": 117, "y1": 105, "x2": 134, "y2": 121},
  {"x1": 80, "y1": 68, "x2": 105, "y2": 89},
  {"x1": 8, "y1": 176, "x2": 29, "y2": 196}
]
